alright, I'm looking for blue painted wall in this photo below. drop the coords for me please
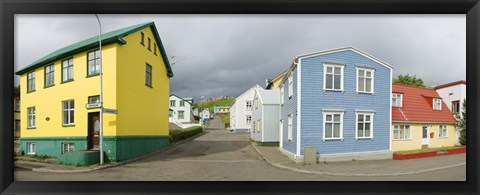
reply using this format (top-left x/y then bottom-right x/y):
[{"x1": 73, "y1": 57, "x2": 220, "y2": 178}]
[
  {"x1": 280, "y1": 67, "x2": 298, "y2": 155},
  {"x1": 299, "y1": 50, "x2": 391, "y2": 155}
]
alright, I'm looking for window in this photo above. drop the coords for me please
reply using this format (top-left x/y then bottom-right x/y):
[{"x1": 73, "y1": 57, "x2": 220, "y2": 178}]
[
  {"x1": 452, "y1": 101, "x2": 460, "y2": 114},
  {"x1": 393, "y1": 124, "x2": 411, "y2": 140},
  {"x1": 246, "y1": 115, "x2": 252, "y2": 124},
  {"x1": 324, "y1": 63, "x2": 344, "y2": 91},
  {"x1": 14, "y1": 99, "x2": 20, "y2": 111},
  {"x1": 63, "y1": 100, "x2": 75, "y2": 125},
  {"x1": 27, "y1": 72, "x2": 35, "y2": 92},
  {"x1": 178, "y1": 111, "x2": 184, "y2": 119},
  {"x1": 280, "y1": 86, "x2": 284, "y2": 105},
  {"x1": 356, "y1": 112, "x2": 374, "y2": 139},
  {"x1": 323, "y1": 111, "x2": 344, "y2": 140},
  {"x1": 170, "y1": 100, "x2": 176, "y2": 107},
  {"x1": 357, "y1": 68, "x2": 374, "y2": 93},
  {"x1": 146, "y1": 64, "x2": 152, "y2": 87},
  {"x1": 180, "y1": 100, "x2": 185, "y2": 107},
  {"x1": 87, "y1": 50, "x2": 101, "y2": 76},
  {"x1": 288, "y1": 73, "x2": 293, "y2": 98},
  {"x1": 62, "y1": 143, "x2": 75, "y2": 154},
  {"x1": 27, "y1": 107, "x2": 35, "y2": 128},
  {"x1": 44, "y1": 64, "x2": 54, "y2": 87},
  {"x1": 254, "y1": 97, "x2": 258, "y2": 109},
  {"x1": 147, "y1": 38, "x2": 151, "y2": 50},
  {"x1": 88, "y1": 95, "x2": 100, "y2": 104},
  {"x1": 439, "y1": 125, "x2": 448, "y2": 138},
  {"x1": 252, "y1": 121, "x2": 256, "y2": 132},
  {"x1": 246, "y1": 101, "x2": 253, "y2": 110},
  {"x1": 27, "y1": 142, "x2": 36, "y2": 154},
  {"x1": 140, "y1": 32, "x2": 145, "y2": 45},
  {"x1": 288, "y1": 114, "x2": 293, "y2": 141},
  {"x1": 62, "y1": 58, "x2": 74, "y2": 82},
  {"x1": 257, "y1": 120, "x2": 262, "y2": 132},
  {"x1": 392, "y1": 93, "x2": 403, "y2": 107},
  {"x1": 154, "y1": 43, "x2": 157, "y2": 55},
  {"x1": 15, "y1": 120, "x2": 20, "y2": 136},
  {"x1": 433, "y1": 98, "x2": 442, "y2": 110},
  {"x1": 169, "y1": 110, "x2": 173, "y2": 118}
]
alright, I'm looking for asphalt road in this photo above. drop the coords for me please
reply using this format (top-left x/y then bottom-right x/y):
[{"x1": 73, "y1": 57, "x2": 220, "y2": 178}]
[{"x1": 14, "y1": 115, "x2": 466, "y2": 181}]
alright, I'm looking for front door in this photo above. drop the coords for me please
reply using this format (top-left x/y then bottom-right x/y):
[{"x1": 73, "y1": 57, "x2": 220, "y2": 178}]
[
  {"x1": 422, "y1": 125, "x2": 429, "y2": 145},
  {"x1": 88, "y1": 112, "x2": 100, "y2": 150}
]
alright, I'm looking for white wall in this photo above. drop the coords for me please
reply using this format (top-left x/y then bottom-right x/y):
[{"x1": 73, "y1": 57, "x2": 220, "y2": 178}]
[
  {"x1": 169, "y1": 95, "x2": 193, "y2": 123},
  {"x1": 230, "y1": 86, "x2": 259, "y2": 131},
  {"x1": 436, "y1": 84, "x2": 466, "y2": 116}
]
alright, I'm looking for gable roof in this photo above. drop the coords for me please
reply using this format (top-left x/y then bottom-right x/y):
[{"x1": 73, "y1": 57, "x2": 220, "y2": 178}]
[
  {"x1": 279, "y1": 46, "x2": 394, "y2": 87},
  {"x1": 266, "y1": 70, "x2": 287, "y2": 89},
  {"x1": 170, "y1": 94, "x2": 192, "y2": 105},
  {"x1": 392, "y1": 83, "x2": 456, "y2": 123},
  {"x1": 255, "y1": 88, "x2": 280, "y2": 105},
  {"x1": 434, "y1": 80, "x2": 466, "y2": 90},
  {"x1": 231, "y1": 84, "x2": 263, "y2": 106},
  {"x1": 16, "y1": 22, "x2": 173, "y2": 77}
]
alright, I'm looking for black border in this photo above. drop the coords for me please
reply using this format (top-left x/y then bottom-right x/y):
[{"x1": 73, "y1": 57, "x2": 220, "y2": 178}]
[{"x1": 1, "y1": 0, "x2": 478, "y2": 194}]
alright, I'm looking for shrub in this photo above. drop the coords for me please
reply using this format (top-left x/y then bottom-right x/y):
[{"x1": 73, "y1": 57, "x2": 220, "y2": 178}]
[{"x1": 169, "y1": 126, "x2": 203, "y2": 144}]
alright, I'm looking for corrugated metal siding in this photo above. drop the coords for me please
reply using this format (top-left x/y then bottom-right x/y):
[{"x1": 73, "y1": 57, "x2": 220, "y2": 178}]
[
  {"x1": 263, "y1": 105, "x2": 280, "y2": 142},
  {"x1": 280, "y1": 68, "x2": 298, "y2": 154},
  {"x1": 251, "y1": 93, "x2": 262, "y2": 141},
  {"x1": 300, "y1": 50, "x2": 391, "y2": 155}
]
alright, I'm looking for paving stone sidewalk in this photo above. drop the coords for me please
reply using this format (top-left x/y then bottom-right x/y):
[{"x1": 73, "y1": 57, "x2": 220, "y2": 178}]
[{"x1": 251, "y1": 142, "x2": 466, "y2": 177}]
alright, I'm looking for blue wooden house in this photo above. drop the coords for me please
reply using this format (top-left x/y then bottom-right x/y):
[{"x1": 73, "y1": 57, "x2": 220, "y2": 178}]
[{"x1": 279, "y1": 47, "x2": 394, "y2": 163}]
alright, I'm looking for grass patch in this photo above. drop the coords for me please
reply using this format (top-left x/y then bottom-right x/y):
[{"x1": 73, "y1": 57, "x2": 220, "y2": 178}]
[
  {"x1": 193, "y1": 97, "x2": 234, "y2": 114},
  {"x1": 220, "y1": 114, "x2": 230, "y2": 128}
]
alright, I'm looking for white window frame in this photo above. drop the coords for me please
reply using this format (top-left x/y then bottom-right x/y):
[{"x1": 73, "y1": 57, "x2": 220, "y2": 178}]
[
  {"x1": 170, "y1": 100, "x2": 176, "y2": 107},
  {"x1": 322, "y1": 110, "x2": 345, "y2": 141},
  {"x1": 169, "y1": 110, "x2": 173, "y2": 118},
  {"x1": 452, "y1": 101, "x2": 460, "y2": 114},
  {"x1": 246, "y1": 115, "x2": 252, "y2": 124},
  {"x1": 178, "y1": 110, "x2": 185, "y2": 119},
  {"x1": 323, "y1": 63, "x2": 344, "y2": 91},
  {"x1": 433, "y1": 98, "x2": 442, "y2": 110},
  {"x1": 246, "y1": 101, "x2": 252, "y2": 111},
  {"x1": 87, "y1": 50, "x2": 101, "y2": 76},
  {"x1": 288, "y1": 73, "x2": 293, "y2": 98},
  {"x1": 280, "y1": 87, "x2": 284, "y2": 105},
  {"x1": 62, "y1": 143, "x2": 75, "y2": 154},
  {"x1": 288, "y1": 114, "x2": 293, "y2": 141},
  {"x1": 27, "y1": 72, "x2": 35, "y2": 92},
  {"x1": 355, "y1": 111, "x2": 375, "y2": 140},
  {"x1": 44, "y1": 64, "x2": 55, "y2": 87},
  {"x1": 392, "y1": 93, "x2": 403, "y2": 107},
  {"x1": 439, "y1": 125, "x2": 448, "y2": 138},
  {"x1": 27, "y1": 142, "x2": 36, "y2": 155},
  {"x1": 14, "y1": 99, "x2": 20, "y2": 111},
  {"x1": 393, "y1": 124, "x2": 411, "y2": 140},
  {"x1": 63, "y1": 100, "x2": 75, "y2": 126},
  {"x1": 27, "y1": 106, "x2": 36, "y2": 128},
  {"x1": 62, "y1": 58, "x2": 74, "y2": 82},
  {"x1": 179, "y1": 100, "x2": 185, "y2": 107},
  {"x1": 356, "y1": 67, "x2": 375, "y2": 94}
]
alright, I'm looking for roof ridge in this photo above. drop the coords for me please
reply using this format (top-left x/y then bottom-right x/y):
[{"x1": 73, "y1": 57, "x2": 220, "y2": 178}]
[{"x1": 392, "y1": 83, "x2": 434, "y2": 90}]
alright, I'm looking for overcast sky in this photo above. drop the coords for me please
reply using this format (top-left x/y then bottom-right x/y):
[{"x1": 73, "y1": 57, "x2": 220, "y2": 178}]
[{"x1": 15, "y1": 15, "x2": 465, "y2": 101}]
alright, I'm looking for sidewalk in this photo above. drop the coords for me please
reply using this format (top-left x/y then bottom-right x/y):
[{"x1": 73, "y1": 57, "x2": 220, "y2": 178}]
[
  {"x1": 250, "y1": 141, "x2": 466, "y2": 177},
  {"x1": 15, "y1": 131, "x2": 207, "y2": 173}
]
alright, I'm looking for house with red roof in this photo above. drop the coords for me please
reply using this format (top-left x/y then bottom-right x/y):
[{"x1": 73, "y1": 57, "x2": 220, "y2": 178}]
[{"x1": 391, "y1": 83, "x2": 457, "y2": 151}]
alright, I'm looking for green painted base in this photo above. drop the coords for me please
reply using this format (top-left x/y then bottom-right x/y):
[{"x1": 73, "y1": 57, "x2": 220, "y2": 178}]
[
  {"x1": 57, "y1": 150, "x2": 100, "y2": 166},
  {"x1": 20, "y1": 135, "x2": 169, "y2": 163}
]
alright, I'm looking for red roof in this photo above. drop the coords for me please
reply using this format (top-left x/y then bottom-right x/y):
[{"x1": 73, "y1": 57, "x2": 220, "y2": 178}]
[
  {"x1": 392, "y1": 83, "x2": 456, "y2": 123},
  {"x1": 434, "y1": 80, "x2": 466, "y2": 90}
]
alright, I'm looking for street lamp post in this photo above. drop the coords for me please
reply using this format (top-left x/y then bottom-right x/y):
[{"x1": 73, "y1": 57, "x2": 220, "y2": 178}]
[{"x1": 94, "y1": 14, "x2": 104, "y2": 165}]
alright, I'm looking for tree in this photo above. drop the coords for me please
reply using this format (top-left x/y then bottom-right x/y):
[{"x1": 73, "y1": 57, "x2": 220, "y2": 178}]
[
  {"x1": 14, "y1": 85, "x2": 20, "y2": 96},
  {"x1": 393, "y1": 74, "x2": 426, "y2": 87},
  {"x1": 457, "y1": 99, "x2": 467, "y2": 146}
]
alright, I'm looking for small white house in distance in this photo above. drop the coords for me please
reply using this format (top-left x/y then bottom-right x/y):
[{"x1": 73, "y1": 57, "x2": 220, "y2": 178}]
[
  {"x1": 230, "y1": 85, "x2": 262, "y2": 133},
  {"x1": 434, "y1": 80, "x2": 466, "y2": 146},
  {"x1": 251, "y1": 88, "x2": 281, "y2": 144},
  {"x1": 200, "y1": 108, "x2": 211, "y2": 121},
  {"x1": 169, "y1": 94, "x2": 194, "y2": 124}
]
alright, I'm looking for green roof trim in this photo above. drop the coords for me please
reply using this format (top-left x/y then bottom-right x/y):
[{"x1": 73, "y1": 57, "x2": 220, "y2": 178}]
[{"x1": 16, "y1": 22, "x2": 173, "y2": 77}]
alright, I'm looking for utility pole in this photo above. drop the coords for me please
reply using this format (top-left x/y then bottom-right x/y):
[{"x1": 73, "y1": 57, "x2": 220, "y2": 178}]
[{"x1": 94, "y1": 14, "x2": 104, "y2": 165}]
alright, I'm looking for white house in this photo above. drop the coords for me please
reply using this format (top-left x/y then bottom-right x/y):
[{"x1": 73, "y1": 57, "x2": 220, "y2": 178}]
[
  {"x1": 434, "y1": 80, "x2": 466, "y2": 145},
  {"x1": 200, "y1": 108, "x2": 211, "y2": 121},
  {"x1": 251, "y1": 88, "x2": 281, "y2": 143},
  {"x1": 169, "y1": 94, "x2": 194, "y2": 124},
  {"x1": 230, "y1": 85, "x2": 262, "y2": 133}
]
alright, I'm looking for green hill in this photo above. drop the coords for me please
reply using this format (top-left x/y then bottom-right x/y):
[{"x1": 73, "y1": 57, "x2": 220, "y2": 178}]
[{"x1": 193, "y1": 97, "x2": 234, "y2": 113}]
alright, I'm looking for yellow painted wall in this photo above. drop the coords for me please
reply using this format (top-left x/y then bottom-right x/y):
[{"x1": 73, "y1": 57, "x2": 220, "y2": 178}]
[
  {"x1": 115, "y1": 26, "x2": 169, "y2": 136},
  {"x1": 270, "y1": 72, "x2": 286, "y2": 90},
  {"x1": 392, "y1": 123, "x2": 456, "y2": 151},
  {"x1": 20, "y1": 44, "x2": 118, "y2": 138}
]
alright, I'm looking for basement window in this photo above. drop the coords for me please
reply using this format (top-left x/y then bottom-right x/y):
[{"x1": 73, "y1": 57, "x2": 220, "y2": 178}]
[{"x1": 62, "y1": 143, "x2": 75, "y2": 154}]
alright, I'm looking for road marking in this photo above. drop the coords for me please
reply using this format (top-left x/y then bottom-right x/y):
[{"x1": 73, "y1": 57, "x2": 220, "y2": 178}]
[{"x1": 166, "y1": 159, "x2": 258, "y2": 163}]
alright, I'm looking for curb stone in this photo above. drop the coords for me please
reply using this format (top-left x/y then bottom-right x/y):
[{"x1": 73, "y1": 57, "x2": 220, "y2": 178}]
[
  {"x1": 248, "y1": 139, "x2": 465, "y2": 177},
  {"x1": 16, "y1": 131, "x2": 208, "y2": 173}
]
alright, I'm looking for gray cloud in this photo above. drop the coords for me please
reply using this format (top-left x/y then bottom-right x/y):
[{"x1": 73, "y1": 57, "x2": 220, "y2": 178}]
[{"x1": 15, "y1": 14, "x2": 465, "y2": 101}]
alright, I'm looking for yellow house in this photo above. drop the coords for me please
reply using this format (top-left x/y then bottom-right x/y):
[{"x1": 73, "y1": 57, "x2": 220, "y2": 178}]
[
  {"x1": 265, "y1": 70, "x2": 287, "y2": 90},
  {"x1": 16, "y1": 22, "x2": 173, "y2": 162},
  {"x1": 391, "y1": 83, "x2": 457, "y2": 151}
]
